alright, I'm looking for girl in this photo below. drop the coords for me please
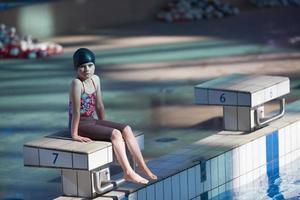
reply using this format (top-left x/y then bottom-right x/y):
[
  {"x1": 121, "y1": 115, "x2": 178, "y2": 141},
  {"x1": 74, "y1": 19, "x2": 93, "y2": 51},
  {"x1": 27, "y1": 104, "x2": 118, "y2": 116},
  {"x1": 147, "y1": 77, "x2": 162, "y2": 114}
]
[{"x1": 69, "y1": 48, "x2": 157, "y2": 185}]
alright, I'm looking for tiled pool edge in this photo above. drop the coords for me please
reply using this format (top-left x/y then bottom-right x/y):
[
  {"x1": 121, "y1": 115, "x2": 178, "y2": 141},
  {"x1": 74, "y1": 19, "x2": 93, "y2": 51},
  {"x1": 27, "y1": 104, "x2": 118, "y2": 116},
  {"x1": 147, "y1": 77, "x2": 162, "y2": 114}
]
[
  {"x1": 120, "y1": 112, "x2": 300, "y2": 200},
  {"x1": 54, "y1": 112, "x2": 300, "y2": 200}
]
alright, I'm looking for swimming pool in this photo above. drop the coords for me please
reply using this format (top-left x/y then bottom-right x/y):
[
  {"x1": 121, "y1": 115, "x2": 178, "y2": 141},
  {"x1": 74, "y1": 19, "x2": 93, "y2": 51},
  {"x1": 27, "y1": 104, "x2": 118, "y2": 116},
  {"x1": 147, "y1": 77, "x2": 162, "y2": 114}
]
[{"x1": 204, "y1": 151, "x2": 300, "y2": 200}]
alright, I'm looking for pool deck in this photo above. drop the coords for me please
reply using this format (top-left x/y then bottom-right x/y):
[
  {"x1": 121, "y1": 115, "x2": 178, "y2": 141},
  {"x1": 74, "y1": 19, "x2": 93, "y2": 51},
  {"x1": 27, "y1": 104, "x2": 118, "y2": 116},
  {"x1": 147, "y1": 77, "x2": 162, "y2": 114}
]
[
  {"x1": 0, "y1": 6, "x2": 300, "y2": 200},
  {"x1": 53, "y1": 104, "x2": 300, "y2": 199}
]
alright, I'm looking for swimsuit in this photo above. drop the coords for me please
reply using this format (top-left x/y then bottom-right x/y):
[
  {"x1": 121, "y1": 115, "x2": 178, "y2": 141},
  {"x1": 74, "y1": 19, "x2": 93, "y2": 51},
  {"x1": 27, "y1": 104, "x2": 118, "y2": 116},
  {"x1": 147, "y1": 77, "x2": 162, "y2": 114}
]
[
  {"x1": 69, "y1": 78, "x2": 97, "y2": 119},
  {"x1": 68, "y1": 77, "x2": 126, "y2": 141}
]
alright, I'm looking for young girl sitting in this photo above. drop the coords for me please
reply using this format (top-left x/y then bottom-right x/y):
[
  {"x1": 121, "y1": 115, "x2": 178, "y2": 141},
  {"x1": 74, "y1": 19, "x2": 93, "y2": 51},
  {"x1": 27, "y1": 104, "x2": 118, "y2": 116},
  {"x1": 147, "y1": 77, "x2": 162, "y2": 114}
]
[{"x1": 69, "y1": 48, "x2": 157, "y2": 185}]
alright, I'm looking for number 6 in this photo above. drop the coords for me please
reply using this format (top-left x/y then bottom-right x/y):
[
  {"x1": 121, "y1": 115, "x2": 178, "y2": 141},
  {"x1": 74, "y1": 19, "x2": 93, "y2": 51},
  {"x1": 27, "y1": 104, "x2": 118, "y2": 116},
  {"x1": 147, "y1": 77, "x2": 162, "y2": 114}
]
[{"x1": 220, "y1": 93, "x2": 226, "y2": 103}]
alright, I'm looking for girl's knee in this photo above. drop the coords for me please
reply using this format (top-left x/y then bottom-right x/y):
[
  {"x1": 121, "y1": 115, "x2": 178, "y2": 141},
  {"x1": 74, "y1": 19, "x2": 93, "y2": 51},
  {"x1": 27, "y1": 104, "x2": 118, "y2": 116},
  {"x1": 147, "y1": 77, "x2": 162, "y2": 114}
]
[
  {"x1": 111, "y1": 129, "x2": 123, "y2": 141},
  {"x1": 123, "y1": 125, "x2": 132, "y2": 133},
  {"x1": 123, "y1": 125, "x2": 134, "y2": 139}
]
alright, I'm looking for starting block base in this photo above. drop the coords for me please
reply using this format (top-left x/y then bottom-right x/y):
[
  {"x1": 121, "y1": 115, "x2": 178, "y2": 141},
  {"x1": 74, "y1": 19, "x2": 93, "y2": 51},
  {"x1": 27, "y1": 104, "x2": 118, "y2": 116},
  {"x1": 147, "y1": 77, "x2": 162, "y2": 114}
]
[{"x1": 23, "y1": 130, "x2": 144, "y2": 198}]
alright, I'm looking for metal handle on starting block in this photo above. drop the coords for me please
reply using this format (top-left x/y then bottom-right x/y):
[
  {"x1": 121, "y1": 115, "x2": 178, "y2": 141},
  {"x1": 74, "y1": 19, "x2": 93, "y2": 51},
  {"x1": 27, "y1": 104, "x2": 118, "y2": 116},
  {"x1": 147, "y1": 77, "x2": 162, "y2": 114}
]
[
  {"x1": 92, "y1": 170, "x2": 125, "y2": 194},
  {"x1": 255, "y1": 98, "x2": 285, "y2": 127}
]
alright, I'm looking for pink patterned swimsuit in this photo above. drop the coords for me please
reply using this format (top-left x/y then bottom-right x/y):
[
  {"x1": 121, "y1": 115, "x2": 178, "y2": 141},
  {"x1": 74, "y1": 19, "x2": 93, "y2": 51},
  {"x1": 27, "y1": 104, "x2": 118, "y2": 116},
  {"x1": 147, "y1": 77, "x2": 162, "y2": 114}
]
[
  {"x1": 68, "y1": 77, "x2": 127, "y2": 140},
  {"x1": 68, "y1": 78, "x2": 97, "y2": 129}
]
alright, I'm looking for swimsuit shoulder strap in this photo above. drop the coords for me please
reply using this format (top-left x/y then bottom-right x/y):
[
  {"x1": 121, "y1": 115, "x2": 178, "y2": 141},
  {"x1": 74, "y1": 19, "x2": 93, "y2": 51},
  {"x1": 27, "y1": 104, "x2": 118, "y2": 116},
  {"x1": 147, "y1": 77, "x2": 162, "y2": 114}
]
[
  {"x1": 91, "y1": 77, "x2": 97, "y2": 90},
  {"x1": 77, "y1": 77, "x2": 85, "y2": 93}
]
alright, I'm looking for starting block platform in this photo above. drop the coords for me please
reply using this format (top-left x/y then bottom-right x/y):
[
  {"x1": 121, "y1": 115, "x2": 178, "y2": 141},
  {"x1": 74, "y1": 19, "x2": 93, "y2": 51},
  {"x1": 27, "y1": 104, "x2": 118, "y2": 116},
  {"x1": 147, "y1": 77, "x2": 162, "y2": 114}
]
[
  {"x1": 194, "y1": 74, "x2": 290, "y2": 131},
  {"x1": 23, "y1": 130, "x2": 144, "y2": 198}
]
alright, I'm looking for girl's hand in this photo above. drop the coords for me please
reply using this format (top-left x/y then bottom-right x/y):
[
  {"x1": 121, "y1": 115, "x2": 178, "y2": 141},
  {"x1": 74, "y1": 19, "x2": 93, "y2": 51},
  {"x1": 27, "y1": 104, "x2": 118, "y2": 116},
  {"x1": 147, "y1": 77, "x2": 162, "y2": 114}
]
[{"x1": 72, "y1": 135, "x2": 92, "y2": 142}]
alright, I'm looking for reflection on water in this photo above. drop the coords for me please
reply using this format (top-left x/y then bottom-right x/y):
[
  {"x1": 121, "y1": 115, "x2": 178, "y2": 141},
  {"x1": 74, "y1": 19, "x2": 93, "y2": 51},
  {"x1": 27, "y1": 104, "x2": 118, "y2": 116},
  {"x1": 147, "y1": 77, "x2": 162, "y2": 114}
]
[{"x1": 211, "y1": 155, "x2": 300, "y2": 200}]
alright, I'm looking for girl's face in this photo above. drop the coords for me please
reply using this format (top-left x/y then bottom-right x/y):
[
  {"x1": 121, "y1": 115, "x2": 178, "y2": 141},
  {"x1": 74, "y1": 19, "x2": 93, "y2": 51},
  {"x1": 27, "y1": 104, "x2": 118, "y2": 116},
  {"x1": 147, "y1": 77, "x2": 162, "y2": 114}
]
[{"x1": 77, "y1": 62, "x2": 95, "y2": 80}]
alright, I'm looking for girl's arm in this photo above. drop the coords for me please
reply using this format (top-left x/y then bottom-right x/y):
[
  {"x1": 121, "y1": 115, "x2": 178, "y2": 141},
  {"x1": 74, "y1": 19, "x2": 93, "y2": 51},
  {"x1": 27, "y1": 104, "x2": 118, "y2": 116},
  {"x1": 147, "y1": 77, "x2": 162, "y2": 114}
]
[
  {"x1": 70, "y1": 79, "x2": 92, "y2": 142},
  {"x1": 94, "y1": 75, "x2": 105, "y2": 120}
]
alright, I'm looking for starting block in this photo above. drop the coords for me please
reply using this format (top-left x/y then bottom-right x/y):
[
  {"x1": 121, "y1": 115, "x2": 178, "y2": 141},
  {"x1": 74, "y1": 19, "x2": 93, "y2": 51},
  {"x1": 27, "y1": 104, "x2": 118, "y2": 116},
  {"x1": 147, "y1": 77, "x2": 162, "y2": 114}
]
[
  {"x1": 195, "y1": 74, "x2": 290, "y2": 132},
  {"x1": 23, "y1": 130, "x2": 144, "y2": 198}
]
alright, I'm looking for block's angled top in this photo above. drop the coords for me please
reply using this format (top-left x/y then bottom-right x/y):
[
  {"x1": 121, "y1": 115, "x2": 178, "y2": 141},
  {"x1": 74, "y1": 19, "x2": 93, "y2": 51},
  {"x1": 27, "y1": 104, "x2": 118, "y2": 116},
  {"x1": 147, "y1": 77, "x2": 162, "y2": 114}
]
[
  {"x1": 24, "y1": 130, "x2": 112, "y2": 154},
  {"x1": 195, "y1": 74, "x2": 288, "y2": 92},
  {"x1": 23, "y1": 130, "x2": 144, "y2": 170},
  {"x1": 194, "y1": 73, "x2": 290, "y2": 107}
]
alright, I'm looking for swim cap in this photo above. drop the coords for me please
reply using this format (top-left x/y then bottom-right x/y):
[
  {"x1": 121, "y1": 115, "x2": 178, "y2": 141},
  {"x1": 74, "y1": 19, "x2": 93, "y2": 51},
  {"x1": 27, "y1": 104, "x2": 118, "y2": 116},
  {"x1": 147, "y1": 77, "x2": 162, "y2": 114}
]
[{"x1": 73, "y1": 48, "x2": 95, "y2": 69}]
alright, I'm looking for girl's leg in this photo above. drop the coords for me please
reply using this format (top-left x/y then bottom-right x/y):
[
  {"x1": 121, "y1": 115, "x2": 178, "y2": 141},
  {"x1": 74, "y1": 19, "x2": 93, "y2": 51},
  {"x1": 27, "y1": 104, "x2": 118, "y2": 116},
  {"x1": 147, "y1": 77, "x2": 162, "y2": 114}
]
[
  {"x1": 122, "y1": 125, "x2": 157, "y2": 180},
  {"x1": 110, "y1": 129, "x2": 149, "y2": 184},
  {"x1": 79, "y1": 122, "x2": 148, "y2": 184}
]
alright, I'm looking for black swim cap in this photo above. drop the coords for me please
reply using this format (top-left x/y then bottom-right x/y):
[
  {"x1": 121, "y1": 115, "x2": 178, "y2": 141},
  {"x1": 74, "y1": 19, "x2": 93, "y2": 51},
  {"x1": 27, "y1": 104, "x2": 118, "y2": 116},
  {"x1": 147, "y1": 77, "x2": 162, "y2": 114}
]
[{"x1": 73, "y1": 48, "x2": 95, "y2": 69}]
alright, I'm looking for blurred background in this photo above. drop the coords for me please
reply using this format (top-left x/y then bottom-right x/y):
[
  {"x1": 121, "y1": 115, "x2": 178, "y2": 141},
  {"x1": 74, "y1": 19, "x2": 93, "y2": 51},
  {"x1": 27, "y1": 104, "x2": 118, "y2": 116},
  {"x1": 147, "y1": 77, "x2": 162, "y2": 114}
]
[{"x1": 0, "y1": 0, "x2": 300, "y2": 199}]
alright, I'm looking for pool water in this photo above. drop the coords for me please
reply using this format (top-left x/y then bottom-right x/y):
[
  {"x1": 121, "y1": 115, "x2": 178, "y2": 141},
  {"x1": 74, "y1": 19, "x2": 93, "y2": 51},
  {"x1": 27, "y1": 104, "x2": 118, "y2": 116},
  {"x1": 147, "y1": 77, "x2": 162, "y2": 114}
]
[{"x1": 209, "y1": 156, "x2": 300, "y2": 200}]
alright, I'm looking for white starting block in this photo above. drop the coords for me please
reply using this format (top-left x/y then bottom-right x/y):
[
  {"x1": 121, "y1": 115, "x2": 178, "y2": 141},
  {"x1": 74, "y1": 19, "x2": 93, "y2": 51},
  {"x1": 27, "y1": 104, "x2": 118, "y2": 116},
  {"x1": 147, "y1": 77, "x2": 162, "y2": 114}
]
[
  {"x1": 194, "y1": 74, "x2": 290, "y2": 132},
  {"x1": 23, "y1": 130, "x2": 144, "y2": 198}
]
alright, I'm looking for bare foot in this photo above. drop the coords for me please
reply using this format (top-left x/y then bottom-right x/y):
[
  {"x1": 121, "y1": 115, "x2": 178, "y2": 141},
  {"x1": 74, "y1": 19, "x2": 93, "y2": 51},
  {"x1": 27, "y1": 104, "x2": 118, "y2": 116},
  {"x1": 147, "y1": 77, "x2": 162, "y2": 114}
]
[
  {"x1": 139, "y1": 166, "x2": 158, "y2": 180},
  {"x1": 124, "y1": 171, "x2": 149, "y2": 185}
]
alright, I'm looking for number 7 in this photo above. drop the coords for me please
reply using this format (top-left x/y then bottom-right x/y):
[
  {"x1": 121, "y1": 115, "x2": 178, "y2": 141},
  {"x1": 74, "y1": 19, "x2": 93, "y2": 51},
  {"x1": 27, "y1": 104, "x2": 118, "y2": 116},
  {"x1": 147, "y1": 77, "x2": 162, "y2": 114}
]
[{"x1": 52, "y1": 152, "x2": 59, "y2": 164}]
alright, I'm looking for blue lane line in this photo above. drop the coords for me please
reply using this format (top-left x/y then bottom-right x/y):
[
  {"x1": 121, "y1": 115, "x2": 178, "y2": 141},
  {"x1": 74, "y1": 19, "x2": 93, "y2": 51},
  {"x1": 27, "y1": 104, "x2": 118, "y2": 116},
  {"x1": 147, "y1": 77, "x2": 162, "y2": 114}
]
[{"x1": 266, "y1": 131, "x2": 284, "y2": 199}]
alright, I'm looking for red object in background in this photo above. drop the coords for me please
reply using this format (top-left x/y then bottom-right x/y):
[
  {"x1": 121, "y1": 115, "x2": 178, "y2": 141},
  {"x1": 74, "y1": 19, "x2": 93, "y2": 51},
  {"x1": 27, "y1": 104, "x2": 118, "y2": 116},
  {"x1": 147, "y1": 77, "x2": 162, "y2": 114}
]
[
  {"x1": 0, "y1": 42, "x2": 63, "y2": 59},
  {"x1": 6, "y1": 44, "x2": 21, "y2": 58},
  {"x1": 0, "y1": 24, "x2": 63, "y2": 59}
]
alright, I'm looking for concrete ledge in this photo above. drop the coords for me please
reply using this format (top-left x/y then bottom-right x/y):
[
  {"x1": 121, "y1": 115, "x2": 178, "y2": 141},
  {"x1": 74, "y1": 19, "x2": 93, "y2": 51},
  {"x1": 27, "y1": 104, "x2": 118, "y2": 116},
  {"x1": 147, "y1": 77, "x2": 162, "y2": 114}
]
[
  {"x1": 115, "y1": 112, "x2": 300, "y2": 200},
  {"x1": 52, "y1": 111, "x2": 300, "y2": 199}
]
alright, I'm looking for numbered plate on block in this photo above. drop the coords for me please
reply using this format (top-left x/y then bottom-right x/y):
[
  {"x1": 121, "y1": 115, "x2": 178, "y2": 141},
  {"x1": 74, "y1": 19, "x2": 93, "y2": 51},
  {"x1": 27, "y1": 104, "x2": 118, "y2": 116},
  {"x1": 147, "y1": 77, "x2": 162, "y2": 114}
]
[
  {"x1": 23, "y1": 137, "x2": 112, "y2": 170},
  {"x1": 23, "y1": 130, "x2": 144, "y2": 170},
  {"x1": 195, "y1": 74, "x2": 290, "y2": 107},
  {"x1": 208, "y1": 90, "x2": 237, "y2": 105}
]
